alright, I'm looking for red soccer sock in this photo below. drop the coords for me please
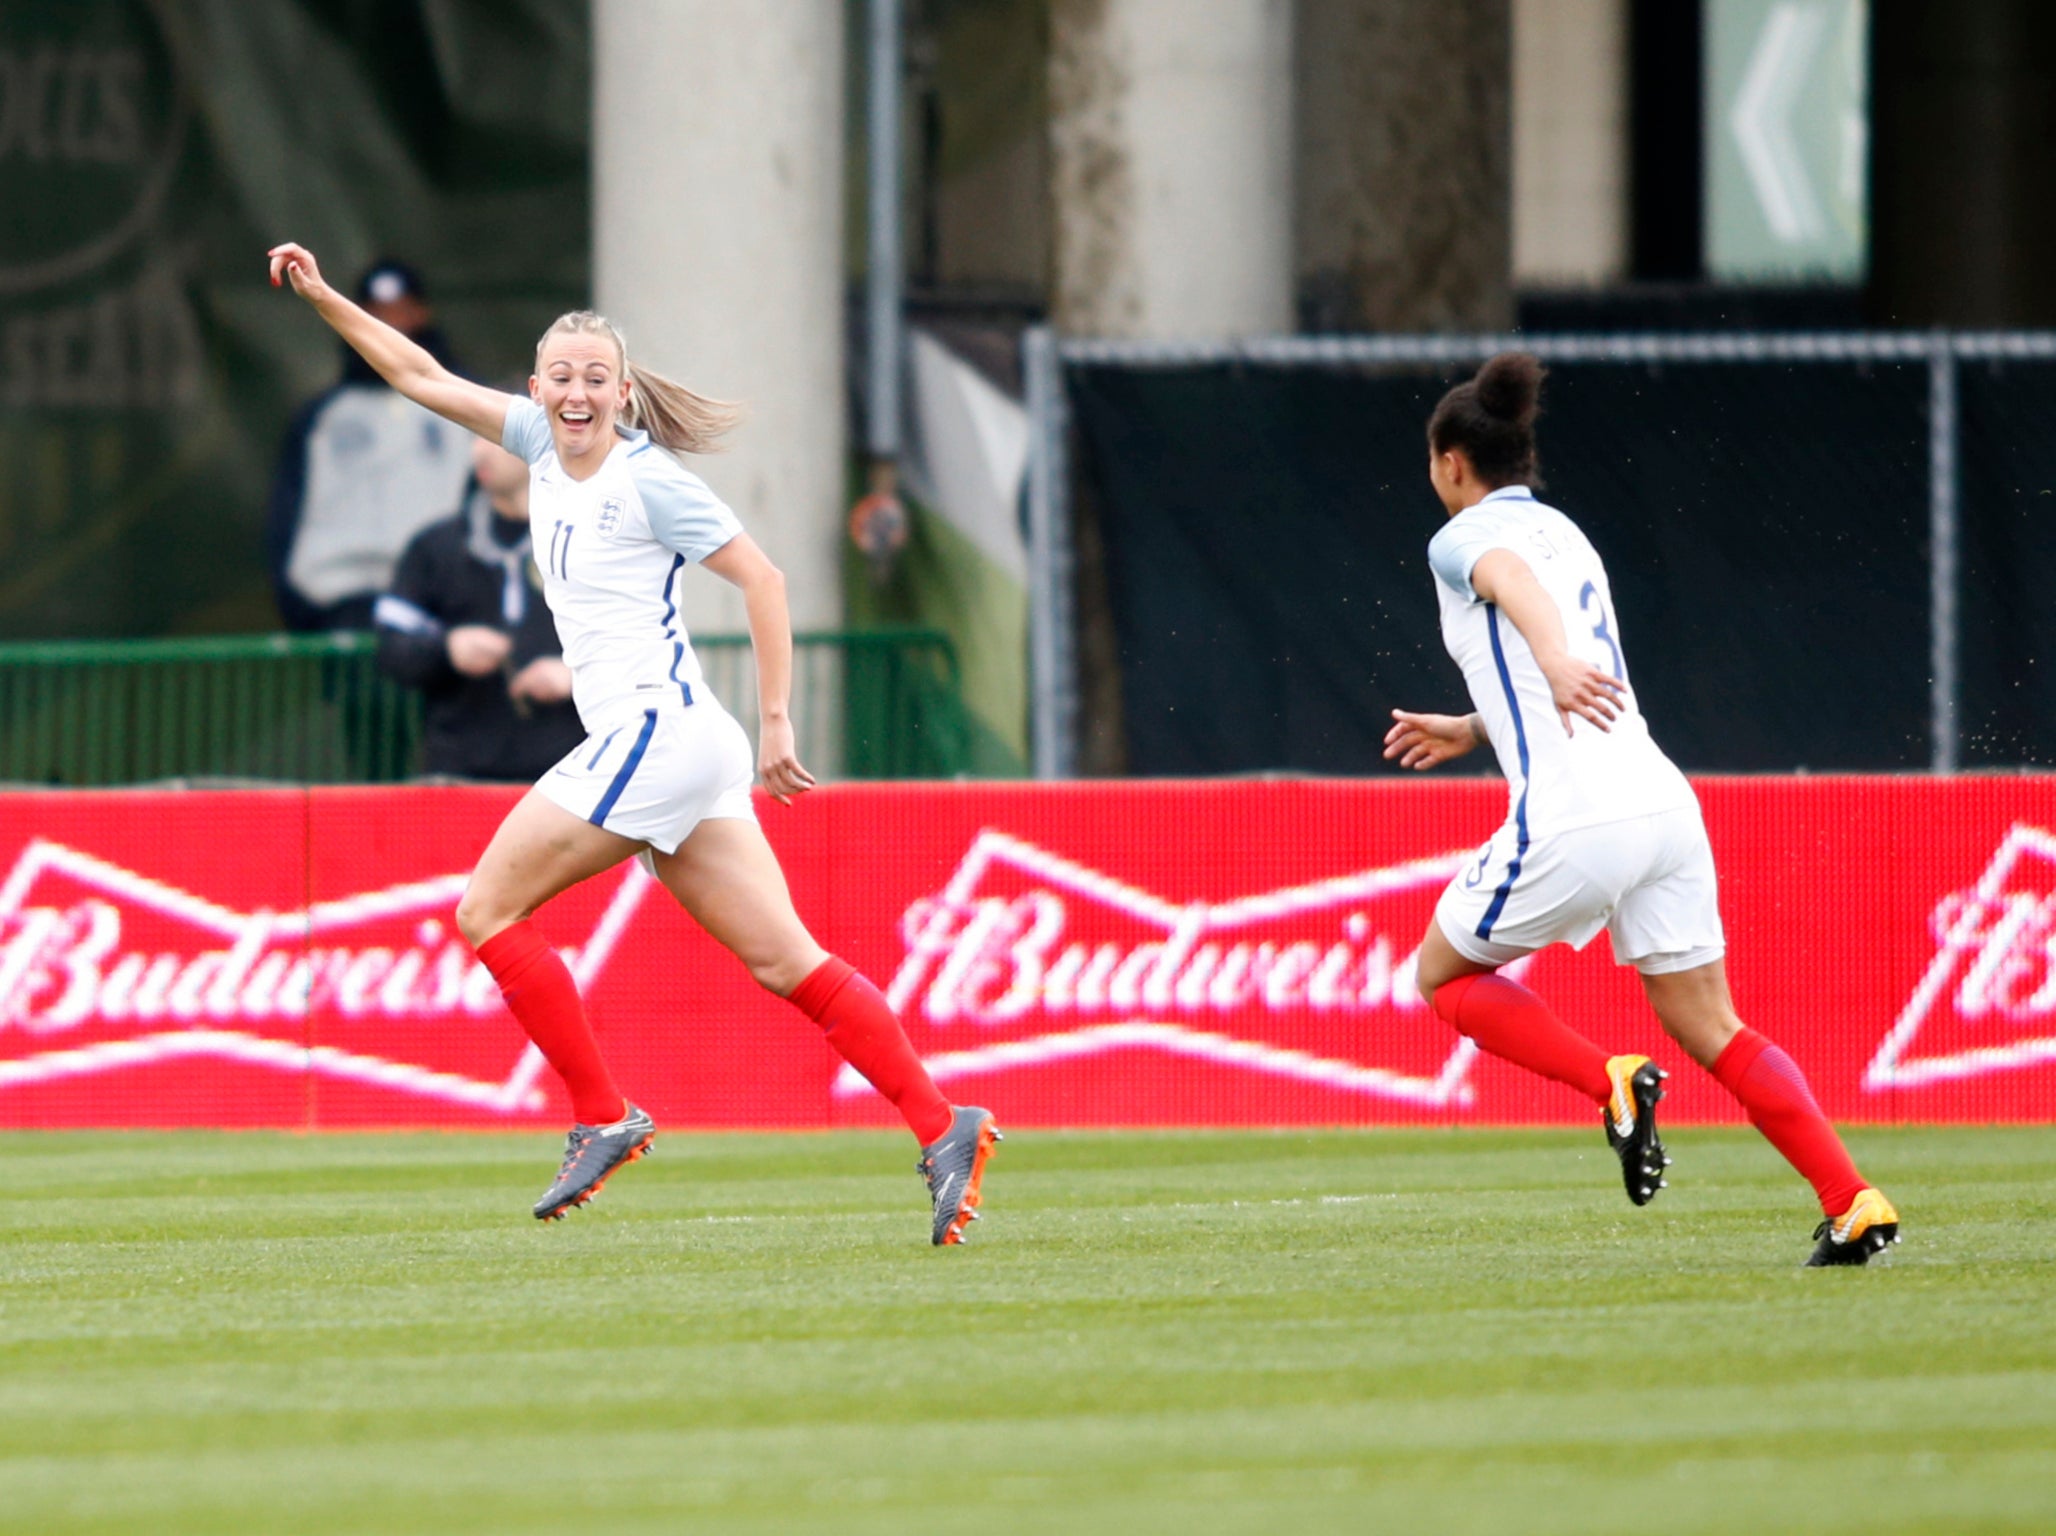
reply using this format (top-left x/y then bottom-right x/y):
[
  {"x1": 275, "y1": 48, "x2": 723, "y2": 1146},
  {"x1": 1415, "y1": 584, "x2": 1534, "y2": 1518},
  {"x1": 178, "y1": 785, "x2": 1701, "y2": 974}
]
[
  {"x1": 475, "y1": 920, "x2": 627, "y2": 1127},
  {"x1": 1432, "y1": 972, "x2": 1613, "y2": 1104},
  {"x1": 1710, "y1": 1027, "x2": 1867, "y2": 1216},
  {"x1": 789, "y1": 957, "x2": 953, "y2": 1145}
]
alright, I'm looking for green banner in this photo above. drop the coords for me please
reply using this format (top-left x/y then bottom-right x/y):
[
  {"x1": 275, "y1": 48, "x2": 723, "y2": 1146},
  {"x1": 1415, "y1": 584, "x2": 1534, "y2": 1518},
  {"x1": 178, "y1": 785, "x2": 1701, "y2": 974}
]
[
  {"x1": 0, "y1": 0, "x2": 589, "y2": 640},
  {"x1": 1705, "y1": 0, "x2": 1868, "y2": 282}
]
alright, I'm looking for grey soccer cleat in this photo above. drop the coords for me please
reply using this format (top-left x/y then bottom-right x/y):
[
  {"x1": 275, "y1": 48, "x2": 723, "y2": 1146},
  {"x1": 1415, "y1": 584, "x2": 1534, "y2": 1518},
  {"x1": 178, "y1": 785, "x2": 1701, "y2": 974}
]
[
  {"x1": 533, "y1": 1103, "x2": 655, "y2": 1221},
  {"x1": 917, "y1": 1106, "x2": 1001, "y2": 1246},
  {"x1": 1603, "y1": 1055, "x2": 1671, "y2": 1206}
]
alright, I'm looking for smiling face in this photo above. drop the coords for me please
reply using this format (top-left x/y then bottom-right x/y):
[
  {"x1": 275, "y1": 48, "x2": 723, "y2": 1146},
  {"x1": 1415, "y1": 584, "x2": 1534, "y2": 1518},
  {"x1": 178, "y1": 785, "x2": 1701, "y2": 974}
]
[{"x1": 531, "y1": 330, "x2": 631, "y2": 469}]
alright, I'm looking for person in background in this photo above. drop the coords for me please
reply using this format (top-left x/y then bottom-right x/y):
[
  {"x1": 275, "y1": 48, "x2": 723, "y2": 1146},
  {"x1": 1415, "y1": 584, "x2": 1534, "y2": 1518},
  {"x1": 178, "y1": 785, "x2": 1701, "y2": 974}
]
[
  {"x1": 375, "y1": 435, "x2": 585, "y2": 783},
  {"x1": 267, "y1": 260, "x2": 474, "y2": 631}
]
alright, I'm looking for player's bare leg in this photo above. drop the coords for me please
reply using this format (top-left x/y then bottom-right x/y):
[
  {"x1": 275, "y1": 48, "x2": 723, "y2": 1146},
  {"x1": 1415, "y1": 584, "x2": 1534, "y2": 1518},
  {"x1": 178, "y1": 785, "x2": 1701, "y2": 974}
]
[
  {"x1": 651, "y1": 818, "x2": 998, "y2": 1244},
  {"x1": 1418, "y1": 920, "x2": 1666, "y2": 1204},
  {"x1": 646, "y1": 816, "x2": 827, "y2": 994},
  {"x1": 459, "y1": 791, "x2": 645, "y2": 947},
  {"x1": 458, "y1": 793, "x2": 656, "y2": 1219},
  {"x1": 1633, "y1": 959, "x2": 1742, "y2": 1069},
  {"x1": 1641, "y1": 959, "x2": 1899, "y2": 1264}
]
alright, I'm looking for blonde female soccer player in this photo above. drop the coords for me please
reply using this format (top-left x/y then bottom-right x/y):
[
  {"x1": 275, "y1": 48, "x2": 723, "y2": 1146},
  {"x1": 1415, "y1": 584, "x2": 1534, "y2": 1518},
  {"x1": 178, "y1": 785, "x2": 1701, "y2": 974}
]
[
  {"x1": 269, "y1": 242, "x2": 998, "y2": 1244},
  {"x1": 1385, "y1": 351, "x2": 1897, "y2": 1266}
]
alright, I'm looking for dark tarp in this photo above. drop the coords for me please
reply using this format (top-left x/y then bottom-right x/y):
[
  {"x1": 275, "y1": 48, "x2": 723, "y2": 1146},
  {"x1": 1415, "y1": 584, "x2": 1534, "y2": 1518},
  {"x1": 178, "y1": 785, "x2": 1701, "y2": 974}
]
[{"x1": 1065, "y1": 357, "x2": 2003, "y2": 775}]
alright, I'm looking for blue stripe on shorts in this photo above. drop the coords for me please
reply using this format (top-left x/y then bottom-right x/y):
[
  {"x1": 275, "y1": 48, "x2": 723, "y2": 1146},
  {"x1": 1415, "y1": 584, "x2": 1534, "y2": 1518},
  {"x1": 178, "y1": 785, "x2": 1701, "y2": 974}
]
[{"x1": 588, "y1": 709, "x2": 659, "y2": 829}]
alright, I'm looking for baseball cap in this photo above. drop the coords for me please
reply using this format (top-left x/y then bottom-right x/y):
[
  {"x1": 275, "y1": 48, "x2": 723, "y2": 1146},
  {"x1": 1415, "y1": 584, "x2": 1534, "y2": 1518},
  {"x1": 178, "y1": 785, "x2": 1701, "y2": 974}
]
[{"x1": 355, "y1": 260, "x2": 427, "y2": 307}]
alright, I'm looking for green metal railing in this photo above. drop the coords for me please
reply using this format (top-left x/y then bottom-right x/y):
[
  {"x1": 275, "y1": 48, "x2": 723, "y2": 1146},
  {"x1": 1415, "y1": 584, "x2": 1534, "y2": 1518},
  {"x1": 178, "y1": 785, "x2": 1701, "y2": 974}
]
[
  {"x1": 0, "y1": 628, "x2": 972, "y2": 786},
  {"x1": 702, "y1": 628, "x2": 974, "y2": 780}
]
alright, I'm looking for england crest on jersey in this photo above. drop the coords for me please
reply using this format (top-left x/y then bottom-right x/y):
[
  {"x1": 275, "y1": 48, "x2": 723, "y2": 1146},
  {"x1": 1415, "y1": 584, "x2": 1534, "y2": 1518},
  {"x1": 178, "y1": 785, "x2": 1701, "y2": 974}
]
[{"x1": 596, "y1": 496, "x2": 626, "y2": 538}]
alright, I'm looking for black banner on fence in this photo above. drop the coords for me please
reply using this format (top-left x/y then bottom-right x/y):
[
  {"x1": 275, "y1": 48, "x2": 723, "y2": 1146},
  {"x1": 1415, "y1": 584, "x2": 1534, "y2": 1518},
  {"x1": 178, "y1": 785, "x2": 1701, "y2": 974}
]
[
  {"x1": 1959, "y1": 360, "x2": 2056, "y2": 769},
  {"x1": 1068, "y1": 358, "x2": 1970, "y2": 775}
]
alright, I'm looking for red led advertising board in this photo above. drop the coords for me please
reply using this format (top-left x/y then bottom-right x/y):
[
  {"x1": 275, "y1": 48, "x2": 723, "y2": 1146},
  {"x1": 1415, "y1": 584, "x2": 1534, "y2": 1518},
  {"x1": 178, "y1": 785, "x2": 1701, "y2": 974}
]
[{"x1": 1, "y1": 778, "x2": 2051, "y2": 1129}]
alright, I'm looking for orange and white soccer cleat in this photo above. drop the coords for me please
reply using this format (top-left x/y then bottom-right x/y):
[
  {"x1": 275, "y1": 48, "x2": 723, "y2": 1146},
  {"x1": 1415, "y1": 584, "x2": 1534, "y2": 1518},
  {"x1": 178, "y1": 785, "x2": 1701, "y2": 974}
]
[
  {"x1": 1806, "y1": 1187, "x2": 1901, "y2": 1267},
  {"x1": 1603, "y1": 1054, "x2": 1671, "y2": 1206}
]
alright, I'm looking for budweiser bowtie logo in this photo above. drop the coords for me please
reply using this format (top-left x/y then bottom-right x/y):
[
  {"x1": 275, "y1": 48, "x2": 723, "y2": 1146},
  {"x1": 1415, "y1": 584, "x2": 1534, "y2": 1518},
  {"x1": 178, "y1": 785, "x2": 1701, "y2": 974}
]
[
  {"x1": 1867, "y1": 822, "x2": 2056, "y2": 1089},
  {"x1": 846, "y1": 829, "x2": 1499, "y2": 1108},
  {"x1": 0, "y1": 838, "x2": 651, "y2": 1111}
]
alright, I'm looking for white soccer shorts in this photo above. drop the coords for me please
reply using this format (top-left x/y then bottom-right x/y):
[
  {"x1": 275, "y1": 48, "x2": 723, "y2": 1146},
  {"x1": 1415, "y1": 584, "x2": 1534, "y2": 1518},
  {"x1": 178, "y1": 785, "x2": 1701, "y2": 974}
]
[
  {"x1": 536, "y1": 699, "x2": 757, "y2": 854},
  {"x1": 1435, "y1": 803, "x2": 1726, "y2": 976}
]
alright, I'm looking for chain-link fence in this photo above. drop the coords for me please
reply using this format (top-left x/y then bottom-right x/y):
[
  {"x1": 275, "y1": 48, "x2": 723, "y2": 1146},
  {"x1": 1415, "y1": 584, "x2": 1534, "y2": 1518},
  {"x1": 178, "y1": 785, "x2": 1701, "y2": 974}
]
[{"x1": 1025, "y1": 331, "x2": 2056, "y2": 778}]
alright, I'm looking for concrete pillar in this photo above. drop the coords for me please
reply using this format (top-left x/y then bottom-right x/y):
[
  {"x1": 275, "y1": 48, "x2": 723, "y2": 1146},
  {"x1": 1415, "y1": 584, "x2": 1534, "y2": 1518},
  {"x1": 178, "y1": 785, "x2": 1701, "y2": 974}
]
[
  {"x1": 1871, "y1": 0, "x2": 2056, "y2": 326},
  {"x1": 1048, "y1": 0, "x2": 1295, "y2": 339},
  {"x1": 1512, "y1": 0, "x2": 1629, "y2": 287},
  {"x1": 929, "y1": 0, "x2": 1051, "y2": 295},
  {"x1": 1296, "y1": 0, "x2": 1513, "y2": 331},
  {"x1": 592, "y1": 1, "x2": 845, "y2": 632}
]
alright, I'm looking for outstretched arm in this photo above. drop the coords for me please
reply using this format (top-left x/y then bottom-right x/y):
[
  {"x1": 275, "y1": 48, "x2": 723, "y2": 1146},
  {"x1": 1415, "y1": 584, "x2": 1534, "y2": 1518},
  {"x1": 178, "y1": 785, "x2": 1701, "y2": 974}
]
[
  {"x1": 701, "y1": 532, "x2": 817, "y2": 805},
  {"x1": 1469, "y1": 548, "x2": 1624, "y2": 736},
  {"x1": 268, "y1": 243, "x2": 513, "y2": 444},
  {"x1": 1384, "y1": 709, "x2": 1486, "y2": 770}
]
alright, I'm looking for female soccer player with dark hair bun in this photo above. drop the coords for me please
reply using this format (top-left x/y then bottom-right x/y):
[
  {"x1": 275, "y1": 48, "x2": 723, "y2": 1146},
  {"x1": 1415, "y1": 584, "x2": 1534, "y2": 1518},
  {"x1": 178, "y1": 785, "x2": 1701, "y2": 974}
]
[
  {"x1": 268, "y1": 242, "x2": 998, "y2": 1244},
  {"x1": 1385, "y1": 351, "x2": 1898, "y2": 1266}
]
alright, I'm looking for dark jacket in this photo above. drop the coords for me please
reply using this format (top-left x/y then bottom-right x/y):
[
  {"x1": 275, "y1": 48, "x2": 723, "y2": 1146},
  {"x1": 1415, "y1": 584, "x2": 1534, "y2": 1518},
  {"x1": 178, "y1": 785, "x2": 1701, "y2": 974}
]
[{"x1": 374, "y1": 486, "x2": 586, "y2": 781}]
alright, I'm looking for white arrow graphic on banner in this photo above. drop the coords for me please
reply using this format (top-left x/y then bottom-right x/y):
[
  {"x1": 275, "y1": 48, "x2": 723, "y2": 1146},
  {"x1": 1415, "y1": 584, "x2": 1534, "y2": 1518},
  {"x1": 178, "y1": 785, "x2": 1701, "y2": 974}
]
[
  {"x1": 1864, "y1": 822, "x2": 2056, "y2": 1090},
  {"x1": 0, "y1": 839, "x2": 656, "y2": 1111},
  {"x1": 1729, "y1": 1, "x2": 1832, "y2": 243},
  {"x1": 843, "y1": 830, "x2": 1520, "y2": 1107}
]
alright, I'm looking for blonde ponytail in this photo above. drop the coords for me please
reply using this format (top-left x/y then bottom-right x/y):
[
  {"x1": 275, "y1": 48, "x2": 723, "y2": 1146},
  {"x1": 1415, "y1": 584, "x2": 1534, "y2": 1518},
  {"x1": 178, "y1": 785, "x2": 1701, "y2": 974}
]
[
  {"x1": 534, "y1": 310, "x2": 744, "y2": 455},
  {"x1": 624, "y1": 359, "x2": 744, "y2": 454}
]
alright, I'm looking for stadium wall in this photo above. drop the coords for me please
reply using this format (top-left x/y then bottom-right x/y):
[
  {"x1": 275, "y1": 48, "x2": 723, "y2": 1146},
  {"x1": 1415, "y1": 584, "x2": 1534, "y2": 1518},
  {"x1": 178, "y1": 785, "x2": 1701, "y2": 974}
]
[{"x1": 2, "y1": 778, "x2": 2052, "y2": 1130}]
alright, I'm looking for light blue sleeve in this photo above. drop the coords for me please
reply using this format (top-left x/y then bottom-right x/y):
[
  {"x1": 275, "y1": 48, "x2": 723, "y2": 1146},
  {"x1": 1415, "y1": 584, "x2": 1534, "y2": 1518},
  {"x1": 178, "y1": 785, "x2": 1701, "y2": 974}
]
[
  {"x1": 637, "y1": 458, "x2": 743, "y2": 562},
  {"x1": 500, "y1": 397, "x2": 553, "y2": 465},
  {"x1": 1426, "y1": 513, "x2": 1504, "y2": 603}
]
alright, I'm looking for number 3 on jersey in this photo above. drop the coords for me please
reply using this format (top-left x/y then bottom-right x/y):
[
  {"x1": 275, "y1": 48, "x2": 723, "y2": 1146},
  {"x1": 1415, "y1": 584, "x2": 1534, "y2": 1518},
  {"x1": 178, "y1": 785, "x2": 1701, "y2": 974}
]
[
  {"x1": 1578, "y1": 580, "x2": 1624, "y2": 681},
  {"x1": 547, "y1": 519, "x2": 573, "y2": 580}
]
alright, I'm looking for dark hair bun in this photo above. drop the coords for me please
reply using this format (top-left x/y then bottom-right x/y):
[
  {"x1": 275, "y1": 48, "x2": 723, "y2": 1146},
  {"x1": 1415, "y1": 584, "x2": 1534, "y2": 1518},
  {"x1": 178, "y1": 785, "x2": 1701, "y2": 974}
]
[{"x1": 1473, "y1": 352, "x2": 1545, "y2": 425}]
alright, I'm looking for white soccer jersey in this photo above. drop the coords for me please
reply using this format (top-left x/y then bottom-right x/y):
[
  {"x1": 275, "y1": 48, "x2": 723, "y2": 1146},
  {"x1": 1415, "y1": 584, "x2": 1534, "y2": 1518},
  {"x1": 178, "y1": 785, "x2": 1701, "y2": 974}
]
[
  {"x1": 1427, "y1": 485, "x2": 1694, "y2": 838},
  {"x1": 501, "y1": 397, "x2": 741, "y2": 730}
]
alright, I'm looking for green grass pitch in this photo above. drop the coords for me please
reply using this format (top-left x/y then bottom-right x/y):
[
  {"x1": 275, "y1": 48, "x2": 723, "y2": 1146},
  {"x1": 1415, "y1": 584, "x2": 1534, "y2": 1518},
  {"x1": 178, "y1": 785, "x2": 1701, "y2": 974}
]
[{"x1": 2, "y1": 1124, "x2": 2052, "y2": 1535}]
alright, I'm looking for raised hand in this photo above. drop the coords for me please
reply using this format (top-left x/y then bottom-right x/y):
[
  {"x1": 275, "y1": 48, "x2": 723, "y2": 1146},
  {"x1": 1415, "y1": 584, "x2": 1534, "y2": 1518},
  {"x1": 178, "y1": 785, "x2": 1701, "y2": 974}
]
[{"x1": 266, "y1": 242, "x2": 332, "y2": 303}]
